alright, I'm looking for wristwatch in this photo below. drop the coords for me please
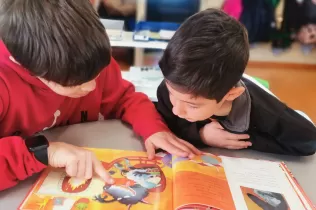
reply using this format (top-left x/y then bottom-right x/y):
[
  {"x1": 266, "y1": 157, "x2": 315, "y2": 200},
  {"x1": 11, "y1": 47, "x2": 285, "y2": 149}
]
[{"x1": 25, "y1": 135, "x2": 49, "y2": 165}]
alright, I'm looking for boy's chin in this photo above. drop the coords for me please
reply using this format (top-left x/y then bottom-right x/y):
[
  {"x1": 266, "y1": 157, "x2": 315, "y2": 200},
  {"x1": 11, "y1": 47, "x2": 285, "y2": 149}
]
[
  {"x1": 68, "y1": 94, "x2": 89, "y2": 98},
  {"x1": 184, "y1": 118, "x2": 198, "y2": 123},
  {"x1": 184, "y1": 116, "x2": 211, "y2": 123},
  {"x1": 59, "y1": 92, "x2": 89, "y2": 98}
]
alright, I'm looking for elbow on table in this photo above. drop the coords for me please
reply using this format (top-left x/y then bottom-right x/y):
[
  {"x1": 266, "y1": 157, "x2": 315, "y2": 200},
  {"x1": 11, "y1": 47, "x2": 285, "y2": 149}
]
[{"x1": 291, "y1": 136, "x2": 316, "y2": 156}]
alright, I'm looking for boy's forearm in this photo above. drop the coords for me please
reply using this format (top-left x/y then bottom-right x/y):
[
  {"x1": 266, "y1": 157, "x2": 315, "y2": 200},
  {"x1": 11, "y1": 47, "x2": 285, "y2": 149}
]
[
  {"x1": 199, "y1": 126, "x2": 208, "y2": 145},
  {"x1": 0, "y1": 136, "x2": 46, "y2": 191},
  {"x1": 271, "y1": 108, "x2": 316, "y2": 156},
  {"x1": 250, "y1": 130, "x2": 316, "y2": 156}
]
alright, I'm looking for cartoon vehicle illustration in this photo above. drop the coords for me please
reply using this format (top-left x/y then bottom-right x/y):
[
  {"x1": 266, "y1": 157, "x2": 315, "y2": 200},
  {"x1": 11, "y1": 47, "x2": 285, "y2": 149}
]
[{"x1": 93, "y1": 158, "x2": 167, "y2": 209}]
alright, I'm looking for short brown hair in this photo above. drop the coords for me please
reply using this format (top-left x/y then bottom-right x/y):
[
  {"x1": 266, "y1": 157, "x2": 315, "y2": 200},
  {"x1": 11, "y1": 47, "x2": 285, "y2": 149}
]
[
  {"x1": 0, "y1": 0, "x2": 111, "y2": 86},
  {"x1": 159, "y1": 8, "x2": 249, "y2": 102}
]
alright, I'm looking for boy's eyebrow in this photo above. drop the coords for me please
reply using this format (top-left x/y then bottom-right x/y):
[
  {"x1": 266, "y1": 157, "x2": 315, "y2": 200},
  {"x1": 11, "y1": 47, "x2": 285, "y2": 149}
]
[
  {"x1": 184, "y1": 101, "x2": 202, "y2": 106},
  {"x1": 167, "y1": 88, "x2": 202, "y2": 106}
]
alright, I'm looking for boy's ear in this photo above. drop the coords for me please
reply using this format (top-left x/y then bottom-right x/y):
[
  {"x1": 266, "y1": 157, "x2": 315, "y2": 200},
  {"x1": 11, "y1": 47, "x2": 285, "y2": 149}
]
[
  {"x1": 224, "y1": 86, "x2": 245, "y2": 101},
  {"x1": 9, "y1": 56, "x2": 21, "y2": 66}
]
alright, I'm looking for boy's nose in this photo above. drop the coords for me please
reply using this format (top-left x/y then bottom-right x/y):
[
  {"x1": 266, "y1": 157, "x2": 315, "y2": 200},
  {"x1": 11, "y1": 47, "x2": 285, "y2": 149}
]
[{"x1": 81, "y1": 80, "x2": 96, "y2": 92}]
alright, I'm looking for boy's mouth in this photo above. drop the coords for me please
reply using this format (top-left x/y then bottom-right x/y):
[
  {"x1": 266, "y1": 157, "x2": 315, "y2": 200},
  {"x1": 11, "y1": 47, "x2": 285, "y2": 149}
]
[
  {"x1": 182, "y1": 117, "x2": 196, "y2": 122},
  {"x1": 70, "y1": 92, "x2": 90, "y2": 98},
  {"x1": 176, "y1": 114, "x2": 196, "y2": 122}
]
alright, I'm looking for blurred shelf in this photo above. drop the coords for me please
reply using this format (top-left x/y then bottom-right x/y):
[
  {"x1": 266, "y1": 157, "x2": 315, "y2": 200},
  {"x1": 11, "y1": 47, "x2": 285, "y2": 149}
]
[
  {"x1": 110, "y1": 31, "x2": 316, "y2": 66},
  {"x1": 249, "y1": 43, "x2": 316, "y2": 65},
  {"x1": 110, "y1": 31, "x2": 168, "y2": 49}
]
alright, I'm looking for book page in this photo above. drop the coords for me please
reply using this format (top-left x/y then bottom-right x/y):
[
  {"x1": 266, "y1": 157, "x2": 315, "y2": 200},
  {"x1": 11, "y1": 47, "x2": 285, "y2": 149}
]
[
  {"x1": 221, "y1": 156, "x2": 310, "y2": 210},
  {"x1": 19, "y1": 149, "x2": 173, "y2": 210},
  {"x1": 172, "y1": 153, "x2": 236, "y2": 210}
]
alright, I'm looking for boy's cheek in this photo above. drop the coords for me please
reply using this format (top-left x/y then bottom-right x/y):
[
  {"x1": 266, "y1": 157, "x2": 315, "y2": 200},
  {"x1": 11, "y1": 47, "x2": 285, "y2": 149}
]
[{"x1": 194, "y1": 110, "x2": 215, "y2": 122}]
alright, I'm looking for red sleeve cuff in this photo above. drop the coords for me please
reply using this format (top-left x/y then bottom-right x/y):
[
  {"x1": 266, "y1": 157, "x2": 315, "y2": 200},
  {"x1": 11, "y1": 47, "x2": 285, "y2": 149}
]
[
  {"x1": 0, "y1": 136, "x2": 47, "y2": 191},
  {"x1": 135, "y1": 119, "x2": 170, "y2": 141}
]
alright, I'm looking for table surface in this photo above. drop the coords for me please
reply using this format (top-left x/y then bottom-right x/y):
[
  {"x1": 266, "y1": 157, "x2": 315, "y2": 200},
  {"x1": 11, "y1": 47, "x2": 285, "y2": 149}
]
[{"x1": 1, "y1": 120, "x2": 315, "y2": 209}]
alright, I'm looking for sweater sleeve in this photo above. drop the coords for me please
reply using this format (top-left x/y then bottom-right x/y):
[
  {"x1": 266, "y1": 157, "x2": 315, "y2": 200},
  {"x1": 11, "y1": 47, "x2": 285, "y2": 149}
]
[
  {"x1": 242, "y1": 77, "x2": 316, "y2": 156},
  {"x1": 0, "y1": 81, "x2": 46, "y2": 191},
  {"x1": 100, "y1": 58, "x2": 169, "y2": 140},
  {"x1": 250, "y1": 107, "x2": 316, "y2": 156}
]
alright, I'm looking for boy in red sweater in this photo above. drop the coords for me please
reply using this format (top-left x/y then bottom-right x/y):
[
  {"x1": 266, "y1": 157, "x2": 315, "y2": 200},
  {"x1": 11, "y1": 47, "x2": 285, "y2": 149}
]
[{"x1": 0, "y1": 0, "x2": 199, "y2": 191}]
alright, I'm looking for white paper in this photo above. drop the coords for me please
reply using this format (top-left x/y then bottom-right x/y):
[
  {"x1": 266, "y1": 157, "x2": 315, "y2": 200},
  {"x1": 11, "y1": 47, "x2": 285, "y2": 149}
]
[{"x1": 221, "y1": 157, "x2": 308, "y2": 210}]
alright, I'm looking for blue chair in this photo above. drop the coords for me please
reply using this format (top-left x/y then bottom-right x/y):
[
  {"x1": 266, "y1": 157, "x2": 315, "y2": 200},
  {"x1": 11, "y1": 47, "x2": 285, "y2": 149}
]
[{"x1": 146, "y1": 0, "x2": 200, "y2": 23}]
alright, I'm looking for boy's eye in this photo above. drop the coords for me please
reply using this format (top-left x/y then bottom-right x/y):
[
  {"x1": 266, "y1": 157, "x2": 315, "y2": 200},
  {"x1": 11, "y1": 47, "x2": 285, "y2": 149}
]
[{"x1": 188, "y1": 105, "x2": 199, "y2": 109}]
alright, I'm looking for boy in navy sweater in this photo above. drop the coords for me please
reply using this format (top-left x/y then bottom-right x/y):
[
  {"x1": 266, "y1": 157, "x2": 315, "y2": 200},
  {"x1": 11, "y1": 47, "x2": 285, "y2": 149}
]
[{"x1": 156, "y1": 9, "x2": 316, "y2": 156}]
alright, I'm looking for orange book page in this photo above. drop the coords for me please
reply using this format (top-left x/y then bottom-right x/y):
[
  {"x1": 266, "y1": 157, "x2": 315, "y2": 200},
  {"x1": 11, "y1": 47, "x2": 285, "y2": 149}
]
[
  {"x1": 172, "y1": 153, "x2": 236, "y2": 210},
  {"x1": 19, "y1": 149, "x2": 174, "y2": 210}
]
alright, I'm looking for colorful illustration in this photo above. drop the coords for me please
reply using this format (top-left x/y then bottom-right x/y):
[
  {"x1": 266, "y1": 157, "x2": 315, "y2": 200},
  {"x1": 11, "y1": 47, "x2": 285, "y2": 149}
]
[
  {"x1": 190, "y1": 154, "x2": 223, "y2": 172},
  {"x1": 172, "y1": 153, "x2": 223, "y2": 173},
  {"x1": 93, "y1": 184, "x2": 150, "y2": 209},
  {"x1": 93, "y1": 158, "x2": 166, "y2": 209},
  {"x1": 241, "y1": 187, "x2": 291, "y2": 210},
  {"x1": 19, "y1": 149, "x2": 172, "y2": 210},
  {"x1": 160, "y1": 153, "x2": 172, "y2": 168}
]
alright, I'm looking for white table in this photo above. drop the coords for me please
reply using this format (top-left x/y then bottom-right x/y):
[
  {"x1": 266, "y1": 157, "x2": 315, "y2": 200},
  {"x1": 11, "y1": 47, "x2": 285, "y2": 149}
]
[{"x1": 0, "y1": 120, "x2": 315, "y2": 209}]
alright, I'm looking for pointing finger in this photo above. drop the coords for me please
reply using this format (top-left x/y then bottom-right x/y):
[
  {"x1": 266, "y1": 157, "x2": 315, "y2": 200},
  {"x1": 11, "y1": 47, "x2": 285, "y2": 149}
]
[
  {"x1": 92, "y1": 156, "x2": 114, "y2": 184},
  {"x1": 145, "y1": 141, "x2": 156, "y2": 160},
  {"x1": 85, "y1": 151, "x2": 93, "y2": 179}
]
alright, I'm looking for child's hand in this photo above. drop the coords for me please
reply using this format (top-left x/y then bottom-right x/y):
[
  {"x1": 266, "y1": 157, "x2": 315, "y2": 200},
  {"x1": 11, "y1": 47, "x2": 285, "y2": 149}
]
[
  {"x1": 145, "y1": 132, "x2": 202, "y2": 160},
  {"x1": 47, "y1": 142, "x2": 114, "y2": 184},
  {"x1": 200, "y1": 121, "x2": 252, "y2": 150}
]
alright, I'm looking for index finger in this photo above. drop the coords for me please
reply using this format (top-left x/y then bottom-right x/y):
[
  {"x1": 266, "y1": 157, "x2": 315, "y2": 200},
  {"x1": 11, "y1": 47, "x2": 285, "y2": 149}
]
[
  {"x1": 156, "y1": 139, "x2": 188, "y2": 157},
  {"x1": 178, "y1": 139, "x2": 203, "y2": 156},
  {"x1": 168, "y1": 137, "x2": 195, "y2": 156},
  {"x1": 92, "y1": 156, "x2": 114, "y2": 184},
  {"x1": 145, "y1": 141, "x2": 156, "y2": 160},
  {"x1": 224, "y1": 139, "x2": 252, "y2": 148},
  {"x1": 225, "y1": 132, "x2": 250, "y2": 140}
]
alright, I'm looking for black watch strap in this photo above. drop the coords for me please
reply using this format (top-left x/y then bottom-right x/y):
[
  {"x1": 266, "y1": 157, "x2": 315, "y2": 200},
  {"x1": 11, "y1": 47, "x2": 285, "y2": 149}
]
[
  {"x1": 25, "y1": 135, "x2": 49, "y2": 166},
  {"x1": 33, "y1": 147, "x2": 49, "y2": 165}
]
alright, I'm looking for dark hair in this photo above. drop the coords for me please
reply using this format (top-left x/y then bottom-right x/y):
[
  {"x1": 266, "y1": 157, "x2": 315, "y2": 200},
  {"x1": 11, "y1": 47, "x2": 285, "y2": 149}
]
[
  {"x1": 159, "y1": 8, "x2": 249, "y2": 102},
  {"x1": 0, "y1": 0, "x2": 111, "y2": 86}
]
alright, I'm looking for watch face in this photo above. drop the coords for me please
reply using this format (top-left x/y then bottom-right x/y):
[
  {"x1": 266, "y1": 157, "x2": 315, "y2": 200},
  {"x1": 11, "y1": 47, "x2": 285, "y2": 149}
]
[{"x1": 26, "y1": 135, "x2": 49, "y2": 152}]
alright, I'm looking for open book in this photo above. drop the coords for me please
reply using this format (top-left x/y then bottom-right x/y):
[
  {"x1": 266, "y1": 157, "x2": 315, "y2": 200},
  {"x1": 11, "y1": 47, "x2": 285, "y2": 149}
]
[{"x1": 19, "y1": 148, "x2": 314, "y2": 210}]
